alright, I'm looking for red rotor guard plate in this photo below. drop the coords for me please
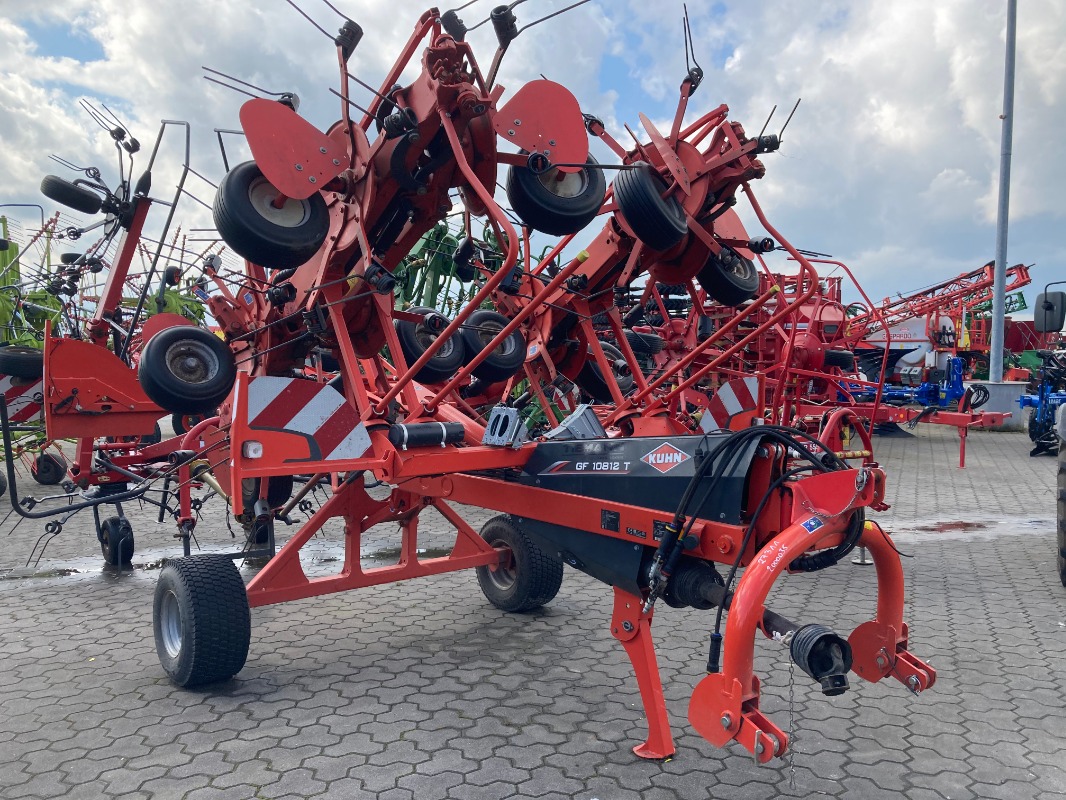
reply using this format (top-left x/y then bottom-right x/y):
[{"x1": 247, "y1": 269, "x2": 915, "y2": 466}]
[
  {"x1": 640, "y1": 112, "x2": 691, "y2": 196},
  {"x1": 495, "y1": 80, "x2": 588, "y2": 172},
  {"x1": 239, "y1": 98, "x2": 347, "y2": 200}
]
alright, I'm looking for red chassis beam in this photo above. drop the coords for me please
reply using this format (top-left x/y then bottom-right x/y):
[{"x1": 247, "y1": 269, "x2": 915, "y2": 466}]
[{"x1": 239, "y1": 435, "x2": 931, "y2": 762}]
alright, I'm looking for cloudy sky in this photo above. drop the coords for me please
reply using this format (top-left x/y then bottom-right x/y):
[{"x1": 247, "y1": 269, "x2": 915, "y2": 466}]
[{"x1": 0, "y1": 0, "x2": 1061, "y2": 310}]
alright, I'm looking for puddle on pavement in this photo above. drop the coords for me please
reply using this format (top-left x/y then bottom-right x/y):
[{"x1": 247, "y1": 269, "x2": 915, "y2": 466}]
[
  {"x1": 893, "y1": 516, "x2": 1053, "y2": 541},
  {"x1": 3, "y1": 542, "x2": 457, "y2": 582},
  {"x1": 361, "y1": 545, "x2": 454, "y2": 562},
  {"x1": 912, "y1": 521, "x2": 990, "y2": 533}
]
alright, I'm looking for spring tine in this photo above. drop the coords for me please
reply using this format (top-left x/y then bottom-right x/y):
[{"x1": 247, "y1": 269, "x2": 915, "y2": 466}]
[
  {"x1": 203, "y1": 76, "x2": 260, "y2": 101},
  {"x1": 202, "y1": 66, "x2": 286, "y2": 97},
  {"x1": 779, "y1": 98, "x2": 802, "y2": 140},
  {"x1": 329, "y1": 87, "x2": 373, "y2": 118},
  {"x1": 282, "y1": 0, "x2": 334, "y2": 40}
]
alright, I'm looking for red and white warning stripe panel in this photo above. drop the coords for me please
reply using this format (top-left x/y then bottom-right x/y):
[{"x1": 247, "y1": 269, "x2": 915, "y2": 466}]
[
  {"x1": 0, "y1": 375, "x2": 44, "y2": 423},
  {"x1": 245, "y1": 377, "x2": 370, "y2": 461},
  {"x1": 700, "y1": 376, "x2": 763, "y2": 433}
]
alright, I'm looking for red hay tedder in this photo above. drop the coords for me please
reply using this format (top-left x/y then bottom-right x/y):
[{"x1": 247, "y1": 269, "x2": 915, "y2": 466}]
[{"x1": 8, "y1": 5, "x2": 936, "y2": 764}]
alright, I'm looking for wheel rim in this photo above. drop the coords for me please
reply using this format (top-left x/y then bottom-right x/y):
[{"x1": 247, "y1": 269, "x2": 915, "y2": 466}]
[
  {"x1": 474, "y1": 321, "x2": 516, "y2": 358},
  {"x1": 164, "y1": 339, "x2": 220, "y2": 386},
  {"x1": 538, "y1": 167, "x2": 588, "y2": 199},
  {"x1": 159, "y1": 589, "x2": 183, "y2": 658},
  {"x1": 415, "y1": 326, "x2": 455, "y2": 359},
  {"x1": 485, "y1": 539, "x2": 517, "y2": 591},
  {"x1": 724, "y1": 250, "x2": 754, "y2": 281},
  {"x1": 247, "y1": 176, "x2": 312, "y2": 228}
]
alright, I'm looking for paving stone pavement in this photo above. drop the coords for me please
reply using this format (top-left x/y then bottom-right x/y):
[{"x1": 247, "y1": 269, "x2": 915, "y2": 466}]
[{"x1": 0, "y1": 424, "x2": 1063, "y2": 799}]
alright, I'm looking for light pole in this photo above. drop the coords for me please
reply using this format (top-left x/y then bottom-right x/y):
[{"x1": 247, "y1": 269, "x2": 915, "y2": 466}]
[{"x1": 989, "y1": 0, "x2": 1017, "y2": 382}]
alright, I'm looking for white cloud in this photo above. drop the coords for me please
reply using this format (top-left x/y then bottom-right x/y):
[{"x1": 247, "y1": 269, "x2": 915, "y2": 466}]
[{"x1": 0, "y1": 0, "x2": 1060, "y2": 309}]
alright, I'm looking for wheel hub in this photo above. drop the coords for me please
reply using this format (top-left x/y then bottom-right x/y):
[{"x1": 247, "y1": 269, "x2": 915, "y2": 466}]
[
  {"x1": 539, "y1": 167, "x2": 588, "y2": 199},
  {"x1": 159, "y1": 590, "x2": 183, "y2": 658},
  {"x1": 165, "y1": 340, "x2": 220, "y2": 385},
  {"x1": 248, "y1": 176, "x2": 311, "y2": 228},
  {"x1": 476, "y1": 321, "x2": 515, "y2": 357},
  {"x1": 485, "y1": 539, "x2": 517, "y2": 591}
]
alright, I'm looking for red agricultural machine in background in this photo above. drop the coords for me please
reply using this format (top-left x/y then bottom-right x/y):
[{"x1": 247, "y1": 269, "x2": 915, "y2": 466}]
[
  {"x1": 2, "y1": 116, "x2": 238, "y2": 566},
  {"x1": 4, "y1": 4, "x2": 935, "y2": 765},
  {"x1": 847, "y1": 260, "x2": 1033, "y2": 382}
]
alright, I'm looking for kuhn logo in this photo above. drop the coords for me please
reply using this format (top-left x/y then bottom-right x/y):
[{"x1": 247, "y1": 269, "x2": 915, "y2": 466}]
[{"x1": 641, "y1": 443, "x2": 690, "y2": 473}]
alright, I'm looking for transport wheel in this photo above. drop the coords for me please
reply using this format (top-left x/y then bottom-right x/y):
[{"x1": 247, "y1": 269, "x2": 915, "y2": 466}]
[
  {"x1": 0, "y1": 472, "x2": 7, "y2": 497},
  {"x1": 459, "y1": 310, "x2": 526, "y2": 383},
  {"x1": 614, "y1": 161, "x2": 688, "y2": 252},
  {"x1": 40, "y1": 175, "x2": 103, "y2": 215},
  {"x1": 394, "y1": 307, "x2": 467, "y2": 383},
  {"x1": 138, "y1": 327, "x2": 237, "y2": 414},
  {"x1": 213, "y1": 161, "x2": 329, "y2": 270},
  {"x1": 476, "y1": 515, "x2": 563, "y2": 612},
  {"x1": 823, "y1": 349, "x2": 856, "y2": 371},
  {"x1": 98, "y1": 516, "x2": 134, "y2": 566},
  {"x1": 506, "y1": 154, "x2": 606, "y2": 236},
  {"x1": 624, "y1": 329, "x2": 665, "y2": 356},
  {"x1": 153, "y1": 555, "x2": 250, "y2": 687},
  {"x1": 1058, "y1": 443, "x2": 1066, "y2": 587},
  {"x1": 576, "y1": 342, "x2": 635, "y2": 402},
  {"x1": 697, "y1": 245, "x2": 760, "y2": 307},
  {"x1": 0, "y1": 346, "x2": 43, "y2": 379},
  {"x1": 31, "y1": 452, "x2": 66, "y2": 485}
]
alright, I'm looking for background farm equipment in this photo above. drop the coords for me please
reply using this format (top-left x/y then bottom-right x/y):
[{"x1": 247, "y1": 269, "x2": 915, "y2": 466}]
[
  {"x1": 0, "y1": 115, "x2": 246, "y2": 567},
  {"x1": 1019, "y1": 350, "x2": 1066, "y2": 456},
  {"x1": 847, "y1": 260, "x2": 1033, "y2": 382},
  {"x1": 111, "y1": 4, "x2": 941, "y2": 768}
]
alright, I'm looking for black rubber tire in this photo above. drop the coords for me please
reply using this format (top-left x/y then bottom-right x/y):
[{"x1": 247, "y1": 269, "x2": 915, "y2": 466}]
[
  {"x1": 138, "y1": 327, "x2": 237, "y2": 415},
  {"x1": 0, "y1": 471, "x2": 7, "y2": 497},
  {"x1": 41, "y1": 175, "x2": 102, "y2": 215},
  {"x1": 1058, "y1": 444, "x2": 1066, "y2": 587},
  {"x1": 0, "y1": 347, "x2": 43, "y2": 379},
  {"x1": 459, "y1": 310, "x2": 526, "y2": 383},
  {"x1": 394, "y1": 307, "x2": 467, "y2": 383},
  {"x1": 823, "y1": 349, "x2": 856, "y2": 371},
  {"x1": 241, "y1": 475, "x2": 295, "y2": 511},
  {"x1": 576, "y1": 342, "x2": 635, "y2": 402},
  {"x1": 60, "y1": 252, "x2": 83, "y2": 265},
  {"x1": 171, "y1": 412, "x2": 208, "y2": 436},
  {"x1": 614, "y1": 161, "x2": 687, "y2": 252},
  {"x1": 506, "y1": 155, "x2": 606, "y2": 236},
  {"x1": 452, "y1": 238, "x2": 479, "y2": 282},
  {"x1": 476, "y1": 515, "x2": 563, "y2": 612},
  {"x1": 153, "y1": 555, "x2": 251, "y2": 687},
  {"x1": 697, "y1": 246, "x2": 760, "y2": 306},
  {"x1": 656, "y1": 283, "x2": 688, "y2": 296},
  {"x1": 213, "y1": 161, "x2": 329, "y2": 270},
  {"x1": 31, "y1": 452, "x2": 66, "y2": 486},
  {"x1": 624, "y1": 329, "x2": 665, "y2": 356},
  {"x1": 163, "y1": 266, "x2": 182, "y2": 286},
  {"x1": 99, "y1": 516, "x2": 134, "y2": 566}
]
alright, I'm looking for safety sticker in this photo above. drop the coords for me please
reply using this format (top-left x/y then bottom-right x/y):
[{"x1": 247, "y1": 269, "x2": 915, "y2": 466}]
[{"x1": 801, "y1": 518, "x2": 824, "y2": 534}]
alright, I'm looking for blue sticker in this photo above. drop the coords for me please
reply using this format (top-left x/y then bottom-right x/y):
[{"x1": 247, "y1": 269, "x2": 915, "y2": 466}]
[
  {"x1": 193, "y1": 288, "x2": 210, "y2": 301},
  {"x1": 801, "y1": 518, "x2": 824, "y2": 533},
  {"x1": 243, "y1": 292, "x2": 254, "y2": 305}
]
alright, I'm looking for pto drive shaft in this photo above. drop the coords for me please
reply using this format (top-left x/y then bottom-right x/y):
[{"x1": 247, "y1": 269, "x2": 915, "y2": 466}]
[{"x1": 664, "y1": 561, "x2": 854, "y2": 695}]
